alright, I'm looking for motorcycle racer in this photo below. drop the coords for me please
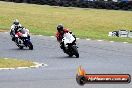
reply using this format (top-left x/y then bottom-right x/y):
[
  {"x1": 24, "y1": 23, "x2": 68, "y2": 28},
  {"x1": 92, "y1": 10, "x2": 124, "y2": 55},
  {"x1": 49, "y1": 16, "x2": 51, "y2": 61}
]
[
  {"x1": 10, "y1": 19, "x2": 22, "y2": 42},
  {"x1": 56, "y1": 24, "x2": 76, "y2": 52}
]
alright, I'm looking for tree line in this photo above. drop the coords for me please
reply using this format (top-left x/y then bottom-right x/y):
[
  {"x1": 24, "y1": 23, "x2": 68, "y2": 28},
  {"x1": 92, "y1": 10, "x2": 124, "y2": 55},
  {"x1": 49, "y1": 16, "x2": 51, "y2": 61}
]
[{"x1": 1, "y1": 0, "x2": 132, "y2": 10}]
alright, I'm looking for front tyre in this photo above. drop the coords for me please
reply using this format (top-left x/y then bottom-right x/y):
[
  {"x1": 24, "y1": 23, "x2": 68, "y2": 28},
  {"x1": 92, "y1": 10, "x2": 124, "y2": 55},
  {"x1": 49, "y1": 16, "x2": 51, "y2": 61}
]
[
  {"x1": 28, "y1": 41, "x2": 33, "y2": 50},
  {"x1": 72, "y1": 46, "x2": 79, "y2": 58},
  {"x1": 19, "y1": 46, "x2": 23, "y2": 49},
  {"x1": 75, "y1": 52, "x2": 79, "y2": 58}
]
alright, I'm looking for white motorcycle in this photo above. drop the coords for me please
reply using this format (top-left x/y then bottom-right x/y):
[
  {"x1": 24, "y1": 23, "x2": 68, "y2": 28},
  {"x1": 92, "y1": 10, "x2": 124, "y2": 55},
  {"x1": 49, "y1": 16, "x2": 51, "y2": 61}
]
[
  {"x1": 14, "y1": 27, "x2": 33, "y2": 50},
  {"x1": 62, "y1": 32, "x2": 79, "y2": 58}
]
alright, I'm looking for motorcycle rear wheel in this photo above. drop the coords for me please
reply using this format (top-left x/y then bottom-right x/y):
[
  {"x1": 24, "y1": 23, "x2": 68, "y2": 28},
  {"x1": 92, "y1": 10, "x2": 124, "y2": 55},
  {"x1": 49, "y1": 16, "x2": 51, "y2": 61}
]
[{"x1": 68, "y1": 53, "x2": 73, "y2": 57}]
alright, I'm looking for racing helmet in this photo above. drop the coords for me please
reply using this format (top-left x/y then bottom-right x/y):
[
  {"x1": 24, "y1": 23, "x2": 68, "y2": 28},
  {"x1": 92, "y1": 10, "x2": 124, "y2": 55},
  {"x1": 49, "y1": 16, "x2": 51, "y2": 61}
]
[
  {"x1": 13, "y1": 19, "x2": 19, "y2": 25},
  {"x1": 57, "y1": 24, "x2": 64, "y2": 32}
]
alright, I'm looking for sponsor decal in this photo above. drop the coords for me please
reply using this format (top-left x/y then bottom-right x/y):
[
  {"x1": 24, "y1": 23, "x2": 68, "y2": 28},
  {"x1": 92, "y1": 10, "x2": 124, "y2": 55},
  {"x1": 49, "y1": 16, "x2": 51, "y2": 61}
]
[{"x1": 76, "y1": 66, "x2": 131, "y2": 85}]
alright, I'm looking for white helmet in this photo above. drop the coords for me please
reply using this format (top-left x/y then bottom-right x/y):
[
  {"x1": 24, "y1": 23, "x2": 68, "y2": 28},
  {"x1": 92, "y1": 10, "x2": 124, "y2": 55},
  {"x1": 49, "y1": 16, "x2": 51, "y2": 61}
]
[{"x1": 13, "y1": 19, "x2": 19, "y2": 25}]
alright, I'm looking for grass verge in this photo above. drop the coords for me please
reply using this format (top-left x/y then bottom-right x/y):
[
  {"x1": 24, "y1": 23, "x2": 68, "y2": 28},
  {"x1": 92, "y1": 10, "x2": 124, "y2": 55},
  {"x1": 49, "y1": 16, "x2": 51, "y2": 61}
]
[
  {"x1": 0, "y1": 58, "x2": 35, "y2": 68},
  {"x1": 0, "y1": 1, "x2": 132, "y2": 42}
]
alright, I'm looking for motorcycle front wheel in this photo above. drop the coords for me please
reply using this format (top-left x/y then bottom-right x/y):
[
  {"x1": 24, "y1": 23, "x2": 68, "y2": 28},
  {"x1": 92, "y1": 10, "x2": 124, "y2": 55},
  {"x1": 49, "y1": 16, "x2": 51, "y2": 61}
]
[
  {"x1": 72, "y1": 46, "x2": 79, "y2": 58},
  {"x1": 19, "y1": 46, "x2": 23, "y2": 49},
  {"x1": 28, "y1": 41, "x2": 33, "y2": 50}
]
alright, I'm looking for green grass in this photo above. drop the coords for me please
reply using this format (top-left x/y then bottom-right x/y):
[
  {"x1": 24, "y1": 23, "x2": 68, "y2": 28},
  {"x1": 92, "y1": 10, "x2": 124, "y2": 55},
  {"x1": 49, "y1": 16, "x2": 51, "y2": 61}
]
[
  {"x1": 0, "y1": 1, "x2": 132, "y2": 42},
  {"x1": 0, "y1": 58, "x2": 34, "y2": 68}
]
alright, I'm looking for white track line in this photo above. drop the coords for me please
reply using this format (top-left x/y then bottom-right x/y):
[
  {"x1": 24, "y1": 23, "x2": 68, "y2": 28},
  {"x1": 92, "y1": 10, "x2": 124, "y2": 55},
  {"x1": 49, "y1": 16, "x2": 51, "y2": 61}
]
[
  {"x1": 38, "y1": 35, "x2": 43, "y2": 36},
  {"x1": 17, "y1": 67, "x2": 29, "y2": 69},
  {"x1": 123, "y1": 42, "x2": 128, "y2": 44},
  {"x1": 76, "y1": 38, "x2": 80, "y2": 40},
  {"x1": 2, "y1": 32, "x2": 131, "y2": 44},
  {"x1": 35, "y1": 34, "x2": 130, "y2": 44},
  {"x1": 86, "y1": 38, "x2": 91, "y2": 41},
  {"x1": 0, "y1": 68, "x2": 15, "y2": 70},
  {"x1": 97, "y1": 40, "x2": 103, "y2": 42},
  {"x1": 44, "y1": 64, "x2": 48, "y2": 67},
  {"x1": 110, "y1": 41, "x2": 114, "y2": 43},
  {"x1": 4, "y1": 58, "x2": 9, "y2": 59},
  {"x1": 50, "y1": 36, "x2": 55, "y2": 38}
]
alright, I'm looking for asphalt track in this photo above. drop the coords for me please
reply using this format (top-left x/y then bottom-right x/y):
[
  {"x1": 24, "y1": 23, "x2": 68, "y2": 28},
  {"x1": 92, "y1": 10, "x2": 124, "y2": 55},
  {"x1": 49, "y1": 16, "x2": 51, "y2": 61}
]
[{"x1": 0, "y1": 32, "x2": 132, "y2": 88}]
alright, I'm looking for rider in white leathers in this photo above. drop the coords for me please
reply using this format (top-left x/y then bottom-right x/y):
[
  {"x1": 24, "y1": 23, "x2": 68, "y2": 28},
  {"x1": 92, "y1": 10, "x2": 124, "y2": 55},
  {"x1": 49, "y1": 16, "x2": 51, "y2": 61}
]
[
  {"x1": 10, "y1": 19, "x2": 22, "y2": 41},
  {"x1": 10, "y1": 19, "x2": 30, "y2": 44}
]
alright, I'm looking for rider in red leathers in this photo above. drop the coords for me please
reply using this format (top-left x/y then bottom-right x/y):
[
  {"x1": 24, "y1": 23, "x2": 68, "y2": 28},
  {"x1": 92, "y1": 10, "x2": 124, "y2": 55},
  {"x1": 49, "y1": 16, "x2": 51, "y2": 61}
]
[
  {"x1": 56, "y1": 24, "x2": 69, "y2": 43},
  {"x1": 56, "y1": 24, "x2": 76, "y2": 53}
]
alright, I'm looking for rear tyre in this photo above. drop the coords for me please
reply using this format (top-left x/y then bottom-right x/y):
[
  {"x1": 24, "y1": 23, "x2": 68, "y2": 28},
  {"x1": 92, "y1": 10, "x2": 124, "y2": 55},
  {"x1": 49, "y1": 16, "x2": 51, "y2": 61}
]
[{"x1": 68, "y1": 53, "x2": 73, "y2": 57}]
